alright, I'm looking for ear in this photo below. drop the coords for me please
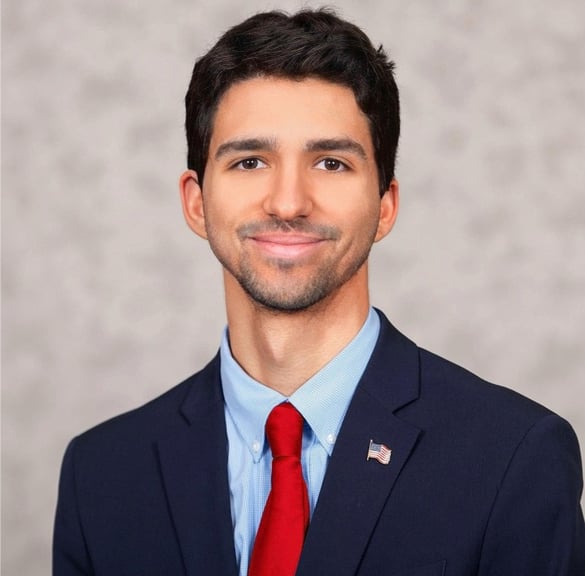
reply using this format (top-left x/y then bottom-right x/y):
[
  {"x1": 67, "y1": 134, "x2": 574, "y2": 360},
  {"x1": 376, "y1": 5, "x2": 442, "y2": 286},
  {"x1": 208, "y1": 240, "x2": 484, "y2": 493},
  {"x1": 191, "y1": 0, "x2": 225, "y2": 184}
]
[
  {"x1": 374, "y1": 178, "x2": 400, "y2": 242},
  {"x1": 179, "y1": 170, "x2": 208, "y2": 239}
]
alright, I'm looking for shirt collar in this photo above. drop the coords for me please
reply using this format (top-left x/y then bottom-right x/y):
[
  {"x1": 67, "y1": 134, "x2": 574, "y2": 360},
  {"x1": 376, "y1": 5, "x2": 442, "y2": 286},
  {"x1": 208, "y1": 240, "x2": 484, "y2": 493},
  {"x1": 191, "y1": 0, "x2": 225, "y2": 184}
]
[{"x1": 220, "y1": 308, "x2": 380, "y2": 461}]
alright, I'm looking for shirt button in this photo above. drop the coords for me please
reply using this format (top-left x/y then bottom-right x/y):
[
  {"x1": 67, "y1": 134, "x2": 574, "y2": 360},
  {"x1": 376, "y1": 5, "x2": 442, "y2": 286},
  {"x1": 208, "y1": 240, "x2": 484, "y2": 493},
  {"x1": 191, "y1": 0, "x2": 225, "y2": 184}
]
[
  {"x1": 252, "y1": 440, "x2": 261, "y2": 453},
  {"x1": 326, "y1": 433, "x2": 336, "y2": 445}
]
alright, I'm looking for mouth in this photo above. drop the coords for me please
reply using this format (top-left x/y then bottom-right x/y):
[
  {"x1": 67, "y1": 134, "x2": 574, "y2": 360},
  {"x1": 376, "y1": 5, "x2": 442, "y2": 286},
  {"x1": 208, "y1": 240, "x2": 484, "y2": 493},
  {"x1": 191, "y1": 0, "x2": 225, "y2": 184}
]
[{"x1": 248, "y1": 233, "x2": 328, "y2": 259}]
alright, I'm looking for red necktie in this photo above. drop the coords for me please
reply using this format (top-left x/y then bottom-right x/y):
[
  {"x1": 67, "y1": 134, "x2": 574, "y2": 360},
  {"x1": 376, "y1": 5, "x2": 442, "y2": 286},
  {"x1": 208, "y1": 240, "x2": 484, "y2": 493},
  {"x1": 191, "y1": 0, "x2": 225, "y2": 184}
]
[{"x1": 248, "y1": 402, "x2": 310, "y2": 576}]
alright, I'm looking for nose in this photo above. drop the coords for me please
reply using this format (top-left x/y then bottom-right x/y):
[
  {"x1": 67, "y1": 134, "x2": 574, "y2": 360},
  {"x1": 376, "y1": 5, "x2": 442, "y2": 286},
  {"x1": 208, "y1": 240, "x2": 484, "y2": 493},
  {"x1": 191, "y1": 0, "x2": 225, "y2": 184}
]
[{"x1": 262, "y1": 164, "x2": 313, "y2": 221}]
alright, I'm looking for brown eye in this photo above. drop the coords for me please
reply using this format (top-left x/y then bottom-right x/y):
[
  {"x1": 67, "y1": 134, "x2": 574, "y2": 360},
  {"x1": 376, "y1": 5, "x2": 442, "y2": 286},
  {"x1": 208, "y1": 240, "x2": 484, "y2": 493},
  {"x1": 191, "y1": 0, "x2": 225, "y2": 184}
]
[
  {"x1": 316, "y1": 158, "x2": 348, "y2": 172},
  {"x1": 235, "y1": 158, "x2": 267, "y2": 170},
  {"x1": 242, "y1": 158, "x2": 259, "y2": 169}
]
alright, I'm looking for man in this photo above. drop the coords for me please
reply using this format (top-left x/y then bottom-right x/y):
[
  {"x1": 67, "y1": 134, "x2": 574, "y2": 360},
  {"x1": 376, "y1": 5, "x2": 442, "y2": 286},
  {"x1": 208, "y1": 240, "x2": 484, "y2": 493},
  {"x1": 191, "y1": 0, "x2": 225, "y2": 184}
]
[{"x1": 53, "y1": 9, "x2": 585, "y2": 576}]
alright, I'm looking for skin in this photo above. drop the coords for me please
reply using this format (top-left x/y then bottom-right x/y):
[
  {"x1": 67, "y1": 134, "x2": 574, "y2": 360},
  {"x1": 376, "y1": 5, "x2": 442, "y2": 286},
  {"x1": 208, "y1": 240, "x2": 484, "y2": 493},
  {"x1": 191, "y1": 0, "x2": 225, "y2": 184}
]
[{"x1": 180, "y1": 76, "x2": 399, "y2": 395}]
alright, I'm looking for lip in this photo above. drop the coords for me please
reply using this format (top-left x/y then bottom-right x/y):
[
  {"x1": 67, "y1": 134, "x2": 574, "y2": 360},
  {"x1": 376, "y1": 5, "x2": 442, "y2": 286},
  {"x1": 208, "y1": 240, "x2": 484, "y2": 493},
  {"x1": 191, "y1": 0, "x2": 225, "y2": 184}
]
[{"x1": 248, "y1": 233, "x2": 327, "y2": 258}]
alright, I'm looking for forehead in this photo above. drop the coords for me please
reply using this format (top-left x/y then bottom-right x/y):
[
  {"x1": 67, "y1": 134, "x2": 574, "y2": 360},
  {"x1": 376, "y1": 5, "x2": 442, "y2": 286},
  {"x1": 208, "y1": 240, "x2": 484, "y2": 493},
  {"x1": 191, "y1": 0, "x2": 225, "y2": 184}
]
[{"x1": 209, "y1": 76, "x2": 373, "y2": 153}]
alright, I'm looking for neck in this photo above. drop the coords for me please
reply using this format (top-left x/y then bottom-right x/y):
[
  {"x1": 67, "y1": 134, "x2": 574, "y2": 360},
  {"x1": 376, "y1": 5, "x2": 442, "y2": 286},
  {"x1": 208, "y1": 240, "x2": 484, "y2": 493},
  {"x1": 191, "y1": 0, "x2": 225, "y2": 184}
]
[{"x1": 224, "y1": 268, "x2": 371, "y2": 396}]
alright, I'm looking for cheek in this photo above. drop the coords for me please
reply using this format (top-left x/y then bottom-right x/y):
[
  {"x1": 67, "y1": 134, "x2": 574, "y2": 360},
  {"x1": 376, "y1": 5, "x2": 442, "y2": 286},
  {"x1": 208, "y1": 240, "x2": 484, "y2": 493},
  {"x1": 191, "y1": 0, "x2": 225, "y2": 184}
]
[
  {"x1": 323, "y1": 191, "x2": 380, "y2": 229},
  {"x1": 202, "y1": 185, "x2": 233, "y2": 229},
  {"x1": 315, "y1": 172, "x2": 379, "y2": 212},
  {"x1": 204, "y1": 176, "x2": 264, "y2": 221},
  {"x1": 349, "y1": 203, "x2": 383, "y2": 246},
  {"x1": 200, "y1": 198, "x2": 227, "y2": 239}
]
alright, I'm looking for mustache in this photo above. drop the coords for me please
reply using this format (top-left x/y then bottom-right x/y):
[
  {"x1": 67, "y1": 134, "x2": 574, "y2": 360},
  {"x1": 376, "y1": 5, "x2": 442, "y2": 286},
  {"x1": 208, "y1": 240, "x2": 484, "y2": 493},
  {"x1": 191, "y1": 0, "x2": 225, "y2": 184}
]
[{"x1": 237, "y1": 217, "x2": 340, "y2": 240}]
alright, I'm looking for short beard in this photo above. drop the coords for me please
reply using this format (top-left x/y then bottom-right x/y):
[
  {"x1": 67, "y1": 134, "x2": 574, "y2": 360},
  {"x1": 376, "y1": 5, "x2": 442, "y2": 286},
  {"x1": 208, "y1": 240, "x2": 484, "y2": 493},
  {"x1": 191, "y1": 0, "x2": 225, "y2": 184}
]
[
  {"x1": 208, "y1": 216, "x2": 376, "y2": 314},
  {"x1": 232, "y1": 244, "x2": 372, "y2": 313}
]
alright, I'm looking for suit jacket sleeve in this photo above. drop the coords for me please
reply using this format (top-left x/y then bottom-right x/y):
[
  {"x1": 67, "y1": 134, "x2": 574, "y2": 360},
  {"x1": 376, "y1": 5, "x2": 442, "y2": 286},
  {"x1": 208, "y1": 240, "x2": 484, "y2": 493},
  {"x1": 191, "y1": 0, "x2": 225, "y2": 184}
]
[
  {"x1": 53, "y1": 438, "x2": 94, "y2": 576},
  {"x1": 478, "y1": 413, "x2": 585, "y2": 575}
]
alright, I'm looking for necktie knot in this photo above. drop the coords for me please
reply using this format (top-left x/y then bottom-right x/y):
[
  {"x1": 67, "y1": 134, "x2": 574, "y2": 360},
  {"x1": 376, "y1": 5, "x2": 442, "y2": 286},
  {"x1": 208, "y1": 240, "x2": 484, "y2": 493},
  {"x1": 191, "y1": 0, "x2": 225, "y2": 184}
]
[{"x1": 265, "y1": 402, "x2": 304, "y2": 459}]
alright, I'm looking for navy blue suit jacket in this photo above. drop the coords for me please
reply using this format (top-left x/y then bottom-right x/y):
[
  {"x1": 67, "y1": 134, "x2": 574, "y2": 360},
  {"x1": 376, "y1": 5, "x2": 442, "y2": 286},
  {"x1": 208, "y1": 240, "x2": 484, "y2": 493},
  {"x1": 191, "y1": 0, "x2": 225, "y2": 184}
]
[{"x1": 54, "y1": 311, "x2": 585, "y2": 575}]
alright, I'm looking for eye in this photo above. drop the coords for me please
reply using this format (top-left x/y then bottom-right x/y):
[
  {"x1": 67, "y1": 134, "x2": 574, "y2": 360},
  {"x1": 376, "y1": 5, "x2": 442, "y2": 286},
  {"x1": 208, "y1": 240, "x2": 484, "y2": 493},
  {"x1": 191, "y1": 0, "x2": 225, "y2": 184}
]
[
  {"x1": 315, "y1": 158, "x2": 349, "y2": 172},
  {"x1": 233, "y1": 157, "x2": 267, "y2": 170}
]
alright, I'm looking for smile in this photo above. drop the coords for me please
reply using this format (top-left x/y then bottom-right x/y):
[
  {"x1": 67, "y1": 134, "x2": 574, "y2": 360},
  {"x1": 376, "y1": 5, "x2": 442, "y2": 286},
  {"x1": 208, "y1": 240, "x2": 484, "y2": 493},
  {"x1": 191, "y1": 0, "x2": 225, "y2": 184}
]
[{"x1": 248, "y1": 234, "x2": 327, "y2": 259}]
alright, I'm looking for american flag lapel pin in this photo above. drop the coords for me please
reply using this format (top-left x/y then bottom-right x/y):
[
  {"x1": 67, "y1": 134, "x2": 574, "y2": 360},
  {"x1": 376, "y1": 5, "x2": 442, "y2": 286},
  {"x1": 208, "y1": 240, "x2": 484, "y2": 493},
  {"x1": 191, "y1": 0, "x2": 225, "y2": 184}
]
[{"x1": 367, "y1": 439, "x2": 392, "y2": 465}]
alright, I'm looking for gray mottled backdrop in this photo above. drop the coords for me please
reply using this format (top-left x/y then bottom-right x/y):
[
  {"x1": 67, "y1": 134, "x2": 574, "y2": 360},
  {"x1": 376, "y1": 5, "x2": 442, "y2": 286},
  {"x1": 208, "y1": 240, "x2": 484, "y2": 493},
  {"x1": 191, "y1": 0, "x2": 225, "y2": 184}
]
[{"x1": 2, "y1": 1, "x2": 584, "y2": 573}]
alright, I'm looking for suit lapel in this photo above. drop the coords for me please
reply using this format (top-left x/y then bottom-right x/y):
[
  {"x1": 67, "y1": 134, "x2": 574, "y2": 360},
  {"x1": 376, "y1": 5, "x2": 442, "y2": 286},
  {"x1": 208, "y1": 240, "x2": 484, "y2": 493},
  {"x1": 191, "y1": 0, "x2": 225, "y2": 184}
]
[
  {"x1": 157, "y1": 357, "x2": 238, "y2": 576},
  {"x1": 155, "y1": 312, "x2": 421, "y2": 576},
  {"x1": 298, "y1": 312, "x2": 422, "y2": 576}
]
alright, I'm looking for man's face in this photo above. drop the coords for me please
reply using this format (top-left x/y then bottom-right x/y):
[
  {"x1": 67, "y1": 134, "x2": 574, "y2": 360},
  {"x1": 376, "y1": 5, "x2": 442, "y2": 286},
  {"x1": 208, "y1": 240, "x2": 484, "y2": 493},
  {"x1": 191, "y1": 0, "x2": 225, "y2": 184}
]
[{"x1": 182, "y1": 76, "x2": 397, "y2": 312}]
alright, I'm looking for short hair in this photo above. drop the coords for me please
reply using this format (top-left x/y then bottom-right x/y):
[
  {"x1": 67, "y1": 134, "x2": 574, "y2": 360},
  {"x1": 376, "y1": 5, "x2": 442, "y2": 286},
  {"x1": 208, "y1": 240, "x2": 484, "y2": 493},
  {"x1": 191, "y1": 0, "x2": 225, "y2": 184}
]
[{"x1": 185, "y1": 8, "x2": 400, "y2": 195}]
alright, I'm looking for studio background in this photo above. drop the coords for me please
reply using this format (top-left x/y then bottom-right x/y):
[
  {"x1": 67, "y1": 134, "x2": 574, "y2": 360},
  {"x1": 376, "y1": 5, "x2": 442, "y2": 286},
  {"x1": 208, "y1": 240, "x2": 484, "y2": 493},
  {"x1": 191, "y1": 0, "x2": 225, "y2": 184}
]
[{"x1": 2, "y1": 1, "x2": 584, "y2": 574}]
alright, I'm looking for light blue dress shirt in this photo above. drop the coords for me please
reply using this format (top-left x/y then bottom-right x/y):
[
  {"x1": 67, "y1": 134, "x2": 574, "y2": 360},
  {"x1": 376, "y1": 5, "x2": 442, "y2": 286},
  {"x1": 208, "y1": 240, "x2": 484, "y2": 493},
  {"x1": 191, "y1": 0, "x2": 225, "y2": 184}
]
[{"x1": 220, "y1": 307, "x2": 380, "y2": 575}]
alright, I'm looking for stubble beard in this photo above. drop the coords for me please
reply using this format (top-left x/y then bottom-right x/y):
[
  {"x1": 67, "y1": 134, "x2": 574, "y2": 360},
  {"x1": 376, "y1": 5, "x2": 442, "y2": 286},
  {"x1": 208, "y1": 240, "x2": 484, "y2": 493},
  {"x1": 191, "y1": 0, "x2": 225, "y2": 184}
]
[
  {"x1": 212, "y1": 227, "x2": 376, "y2": 314},
  {"x1": 205, "y1": 215, "x2": 378, "y2": 313},
  {"x1": 235, "y1": 252, "x2": 369, "y2": 313}
]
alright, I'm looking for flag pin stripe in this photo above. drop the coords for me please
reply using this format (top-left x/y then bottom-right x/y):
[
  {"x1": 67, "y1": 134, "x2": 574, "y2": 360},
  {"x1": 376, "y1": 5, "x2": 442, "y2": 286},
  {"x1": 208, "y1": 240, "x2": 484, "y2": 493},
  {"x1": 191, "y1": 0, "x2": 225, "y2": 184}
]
[{"x1": 366, "y1": 439, "x2": 392, "y2": 465}]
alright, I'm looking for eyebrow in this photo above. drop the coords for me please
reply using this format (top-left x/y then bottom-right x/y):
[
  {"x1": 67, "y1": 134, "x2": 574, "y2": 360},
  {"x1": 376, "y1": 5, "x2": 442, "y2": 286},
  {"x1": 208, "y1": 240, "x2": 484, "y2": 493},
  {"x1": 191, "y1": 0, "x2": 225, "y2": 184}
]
[
  {"x1": 213, "y1": 136, "x2": 368, "y2": 161},
  {"x1": 214, "y1": 137, "x2": 278, "y2": 160},
  {"x1": 305, "y1": 138, "x2": 367, "y2": 160}
]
